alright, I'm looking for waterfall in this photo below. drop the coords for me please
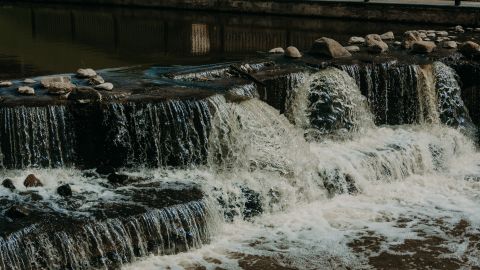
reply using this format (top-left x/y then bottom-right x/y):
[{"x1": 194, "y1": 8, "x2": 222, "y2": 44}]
[
  {"x1": 0, "y1": 106, "x2": 75, "y2": 168},
  {"x1": 101, "y1": 100, "x2": 211, "y2": 168},
  {"x1": 0, "y1": 200, "x2": 219, "y2": 270},
  {"x1": 284, "y1": 67, "x2": 374, "y2": 140}
]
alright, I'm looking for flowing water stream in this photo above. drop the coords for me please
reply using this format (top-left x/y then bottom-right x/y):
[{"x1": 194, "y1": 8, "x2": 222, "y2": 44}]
[{"x1": 1, "y1": 62, "x2": 480, "y2": 269}]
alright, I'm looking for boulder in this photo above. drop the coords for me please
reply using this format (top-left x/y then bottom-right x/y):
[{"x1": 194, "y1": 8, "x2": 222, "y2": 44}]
[
  {"x1": 17, "y1": 86, "x2": 35, "y2": 95},
  {"x1": 268, "y1": 47, "x2": 285, "y2": 54},
  {"x1": 344, "y1": 45, "x2": 360, "y2": 53},
  {"x1": 57, "y1": 184, "x2": 72, "y2": 197},
  {"x1": 366, "y1": 34, "x2": 388, "y2": 54},
  {"x1": 454, "y1": 25, "x2": 465, "y2": 33},
  {"x1": 436, "y1": 31, "x2": 449, "y2": 37},
  {"x1": 23, "y1": 78, "x2": 36, "y2": 84},
  {"x1": 69, "y1": 86, "x2": 102, "y2": 102},
  {"x1": 310, "y1": 37, "x2": 351, "y2": 58},
  {"x1": 5, "y1": 206, "x2": 30, "y2": 219},
  {"x1": 380, "y1": 31, "x2": 395, "y2": 41},
  {"x1": 411, "y1": 41, "x2": 437, "y2": 53},
  {"x1": 0, "y1": 81, "x2": 12, "y2": 87},
  {"x1": 2, "y1": 179, "x2": 15, "y2": 190},
  {"x1": 41, "y1": 76, "x2": 75, "y2": 94},
  {"x1": 426, "y1": 32, "x2": 436, "y2": 39},
  {"x1": 403, "y1": 31, "x2": 423, "y2": 49},
  {"x1": 24, "y1": 174, "x2": 43, "y2": 188},
  {"x1": 459, "y1": 41, "x2": 480, "y2": 57},
  {"x1": 443, "y1": 41, "x2": 457, "y2": 49},
  {"x1": 108, "y1": 173, "x2": 129, "y2": 185},
  {"x1": 348, "y1": 36, "x2": 365, "y2": 44},
  {"x1": 419, "y1": 32, "x2": 427, "y2": 39},
  {"x1": 285, "y1": 46, "x2": 302, "y2": 58},
  {"x1": 89, "y1": 75, "x2": 105, "y2": 85},
  {"x1": 76, "y1": 68, "x2": 97, "y2": 78},
  {"x1": 94, "y1": 82, "x2": 114, "y2": 91}
]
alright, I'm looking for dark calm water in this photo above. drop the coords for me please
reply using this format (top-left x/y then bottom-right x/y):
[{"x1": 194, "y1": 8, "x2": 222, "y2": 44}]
[{"x1": 0, "y1": 3, "x2": 423, "y2": 80}]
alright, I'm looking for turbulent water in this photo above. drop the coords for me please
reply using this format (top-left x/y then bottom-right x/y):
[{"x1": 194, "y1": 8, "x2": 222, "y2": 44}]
[{"x1": 1, "y1": 62, "x2": 480, "y2": 269}]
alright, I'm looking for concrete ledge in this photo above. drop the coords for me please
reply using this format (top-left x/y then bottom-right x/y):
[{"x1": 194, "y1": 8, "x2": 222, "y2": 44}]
[{"x1": 9, "y1": 0, "x2": 480, "y2": 25}]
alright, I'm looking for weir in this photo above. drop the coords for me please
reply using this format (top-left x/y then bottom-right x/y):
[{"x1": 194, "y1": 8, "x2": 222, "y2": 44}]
[{"x1": 1, "y1": 35, "x2": 480, "y2": 269}]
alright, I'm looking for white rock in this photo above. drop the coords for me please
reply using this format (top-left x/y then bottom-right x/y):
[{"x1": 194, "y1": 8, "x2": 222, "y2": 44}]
[
  {"x1": 17, "y1": 86, "x2": 35, "y2": 95},
  {"x1": 94, "y1": 82, "x2": 114, "y2": 91},
  {"x1": 89, "y1": 75, "x2": 105, "y2": 85},
  {"x1": 455, "y1": 25, "x2": 465, "y2": 33},
  {"x1": 348, "y1": 36, "x2": 366, "y2": 44},
  {"x1": 23, "y1": 79, "x2": 36, "y2": 84},
  {"x1": 344, "y1": 45, "x2": 360, "y2": 53},
  {"x1": 285, "y1": 46, "x2": 302, "y2": 58},
  {"x1": 0, "y1": 81, "x2": 13, "y2": 87},
  {"x1": 76, "y1": 68, "x2": 97, "y2": 78},
  {"x1": 443, "y1": 41, "x2": 458, "y2": 49},
  {"x1": 380, "y1": 31, "x2": 395, "y2": 41},
  {"x1": 427, "y1": 33, "x2": 436, "y2": 39},
  {"x1": 268, "y1": 47, "x2": 285, "y2": 54},
  {"x1": 41, "y1": 76, "x2": 75, "y2": 94},
  {"x1": 436, "y1": 31, "x2": 449, "y2": 37}
]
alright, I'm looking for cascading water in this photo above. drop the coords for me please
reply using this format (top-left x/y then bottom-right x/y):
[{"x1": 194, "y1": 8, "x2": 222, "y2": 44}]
[
  {"x1": 0, "y1": 106, "x2": 75, "y2": 168},
  {"x1": 2, "y1": 60, "x2": 480, "y2": 269}
]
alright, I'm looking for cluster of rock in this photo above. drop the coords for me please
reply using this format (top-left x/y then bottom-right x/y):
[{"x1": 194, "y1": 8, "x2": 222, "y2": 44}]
[
  {"x1": 268, "y1": 25, "x2": 480, "y2": 59},
  {"x1": 0, "y1": 68, "x2": 115, "y2": 97}
]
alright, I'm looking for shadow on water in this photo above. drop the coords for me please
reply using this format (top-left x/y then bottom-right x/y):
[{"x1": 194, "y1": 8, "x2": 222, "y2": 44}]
[{"x1": 0, "y1": 2, "x2": 426, "y2": 79}]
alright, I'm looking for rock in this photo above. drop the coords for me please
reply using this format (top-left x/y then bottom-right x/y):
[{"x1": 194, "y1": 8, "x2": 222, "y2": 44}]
[
  {"x1": 5, "y1": 206, "x2": 29, "y2": 219},
  {"x1": 23, "y1": 78, "x2": 36, "y2": 84},
  {"x1": 41, "y1": 76, "x2": 75, "y2": 94},
  {"x1": 69, "y1": 86, "x2": 102, "y2": 102},
  {"x1": 419, "y1": 32, "x2": 427, "y2": 39},
  {"x1": 443, "y1": 41, "x2": 458, "y2": 49},
  {"x1": 17, "y1": 86, "x2": 35, "y2": 95},
  {"x1": 366, "y1": 34, "x2": 388, "y2": 54},
  {"x1": 0, "y1": 81, "x2": 12, "y2": 87},
  {"x1": 459, "y1": 41, "x2": 480, "y2": 57},
  {"x1": 455, "y1": 25, "x2": 465, "y2": 33},
  {"x1": 57, "y1": 184, "x2": 72, "y2": 197},
  {"x1": 403, "y1": 31, "x2": 423, "y2": 49},
  {"x1": 393, "y1": 41, "x2": 402, "y2": 46},
  {"x1": 76, "y1": 68, "x2": 97, "y2": 78},
  {"x1": 411, "y1": 41, "x2": 437, "y2": 53},
  {"x1": 344, "y1": 45, "x2": 360, "y2": 53},
  {"x1": 268, "y1": 47, "x2": 285, "y2": 54},
  {"x1": 2, "y1": 179, "x2": 15, "y2": 190},
  {"x1": 108, "y1": 173, "x2": 129, "y2": 185},
  {"x1": 285, "y1": 46, "x2": 302, "y2": 58},
  {"x1": 380, "y1": 31, "x2": 395, "y2": 41},
  {"x1": 19, "y1": 191, "x2": 43, "y2": 201},
  {"x1": 436, "y1": 31, "x2": 449, "y2": 37},
  {"x1": 475, "y1": 28, "x2": 480, "y2": 32},
  {"x1": 310, "y1": 37, "x2": 351, "y2": 58},
  {"x1": 89, "y1": 75, "x2": 105, "y2": 85},
  {"x1": 94, "y1": 82, "x2": 114, "y2": 91},
  {"x1": 24, "y1": 174, "x2": 43, "y2": 188},
  {"x1": 225, "y1": 84, "x2": 258, "y2": 102},
  {"x1": 348, "y1": 36, "x2": 365, "y2": 44},
  {"x1": 96, "y1": 165, "x2": 115, "y2": 175},
  {"x1": 427, "y1": 32, "x2": 436, "y2": 39}
]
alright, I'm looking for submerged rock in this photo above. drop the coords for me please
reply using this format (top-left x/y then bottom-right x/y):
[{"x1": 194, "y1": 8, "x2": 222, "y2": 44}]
[
  {"x1": 17, "y1": 86, "x2": 35, "y2": 95},
  {"x1": 2, "y1": 179, "x2": 16, "y2": 190},
  {"x1": 380, "y1": 31, "x2": 395, "y2": 41},
  {"x1": 0, "y1": 81, "x2": 12, "y2": 87},
  {"x1": 5, "y1": 206, "x2": 30, "y2": 219},
  {"x1": 285, "y1": 46, "x2": 302, "y2": 58},
  {"x1": 41, "y1": 76, "x2": 75, "y2": 94},
  {"x1": 310, "y1": 37, "x2": 351, "y2": 58},
  {"x1": 459, "y1": 41, "x2": 480, "y2": 57},
  {"x1": 23, "y1": 78, "x2": 36, "y2": 84},
  {"x1": 69, "y1": 86, "x2": 102, "y2": 102},
  {"x1": 94, "y1": 82, "x2": 114, "y2": 91},
  {"x1": 76, "y1": 68, "x2": 97, "y2": 78},
  {"x1": 348, "y1": 36, "x2": 365, "y2": 44},
  {"x1": 57, "y1": 184, "x2": 72, "y2": 197},
  {"x1": 108, "y1": 173, "x2": 129, "y2": 185},
  {"x1": 366, "y1": 34, "x2": 388, "y2": 53},
  {"x1": 411, "y1": 41, "x2": 437, "y2": 53},
  {"x1": 24, "y1": 174, "x2": 43, "y2": 188},
  {"x1": 268, "y1": 47, "x2": 285, "y2": 54}
]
